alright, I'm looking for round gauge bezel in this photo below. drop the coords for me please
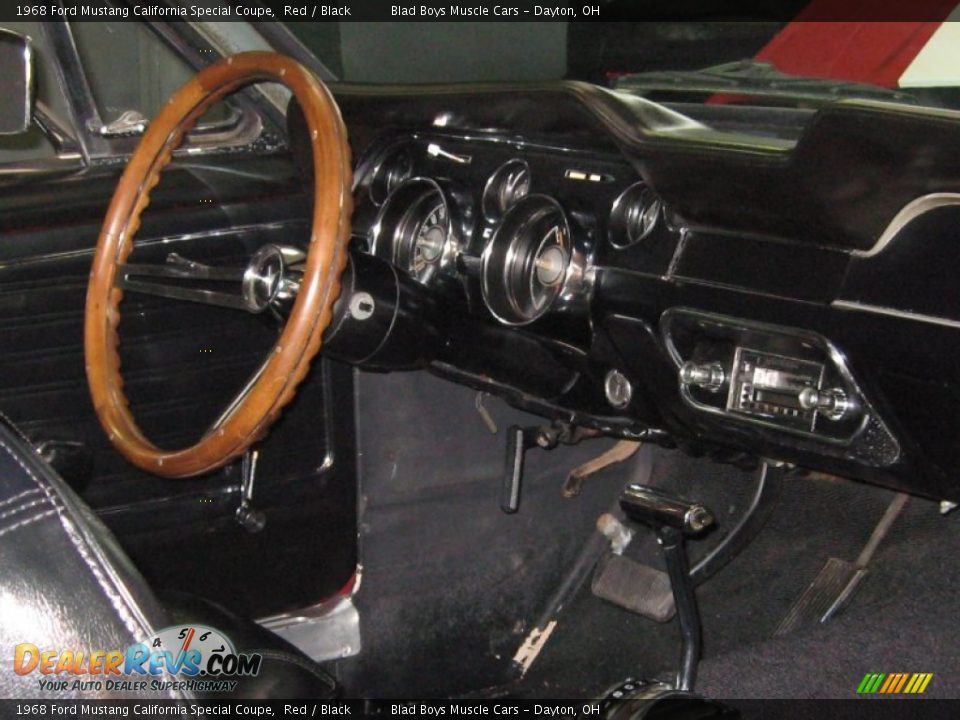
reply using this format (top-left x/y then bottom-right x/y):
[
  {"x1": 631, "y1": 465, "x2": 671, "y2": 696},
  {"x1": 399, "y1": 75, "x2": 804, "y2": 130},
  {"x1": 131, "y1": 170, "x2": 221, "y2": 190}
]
[
  {"x1": 482, "y1": 159, "x2": 532, "y2": 221},
  {"x1": 608, "y1": 181, "x2": 662, "y2": 249},
  {"x1": 370, "y1": 177, "x2": 459, "y2": 285},
  {"x1": 481, "y1": 194, "x2": 572, "y2": 326},
  {"x1": 368, "y1": 146, "x2": 415, "y2": 205}
]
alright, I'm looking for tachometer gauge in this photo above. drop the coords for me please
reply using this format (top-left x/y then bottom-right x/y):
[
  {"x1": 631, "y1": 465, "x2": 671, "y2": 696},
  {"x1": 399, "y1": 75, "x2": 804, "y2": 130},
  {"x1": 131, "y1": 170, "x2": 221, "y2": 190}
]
[
  {"x1": 370, "y1": 178, "x2": 460, "y2": 285},
  {"x1": 482, "y1": 195, "x2": 577, "y2": 325}
]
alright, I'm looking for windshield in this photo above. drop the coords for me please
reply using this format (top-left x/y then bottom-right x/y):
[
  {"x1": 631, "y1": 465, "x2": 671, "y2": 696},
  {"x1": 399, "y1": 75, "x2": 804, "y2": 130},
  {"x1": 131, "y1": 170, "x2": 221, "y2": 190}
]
[{"x1": 283, "y1": 20, "x2": 960, "y2": 112}]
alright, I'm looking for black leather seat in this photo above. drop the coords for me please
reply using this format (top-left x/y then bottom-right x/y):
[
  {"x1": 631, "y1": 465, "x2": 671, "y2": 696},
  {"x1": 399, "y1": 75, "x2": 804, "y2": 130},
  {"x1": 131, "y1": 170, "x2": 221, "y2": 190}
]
[{"x1": 0, "y1": 419, "x2": 338, "y2": 700}]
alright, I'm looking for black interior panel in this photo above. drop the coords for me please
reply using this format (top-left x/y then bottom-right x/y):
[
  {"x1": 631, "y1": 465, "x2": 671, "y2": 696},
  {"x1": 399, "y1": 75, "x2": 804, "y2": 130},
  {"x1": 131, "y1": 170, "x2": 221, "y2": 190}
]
[{"x1": 0, "y1": 155, "x2": 357, "y2": 617}]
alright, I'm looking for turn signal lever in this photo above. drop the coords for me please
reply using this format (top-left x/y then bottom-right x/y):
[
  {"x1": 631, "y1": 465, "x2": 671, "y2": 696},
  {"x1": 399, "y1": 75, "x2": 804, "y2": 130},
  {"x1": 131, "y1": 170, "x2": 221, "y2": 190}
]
[{"x1": 620, "y1": 484, "x2": 715, "y2": 692}]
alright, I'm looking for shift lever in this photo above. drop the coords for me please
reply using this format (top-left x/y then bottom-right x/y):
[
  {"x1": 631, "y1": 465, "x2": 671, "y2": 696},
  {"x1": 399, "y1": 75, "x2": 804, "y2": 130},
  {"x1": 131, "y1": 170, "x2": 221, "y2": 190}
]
[{"x1": 620, "y1": 484, "x2": 714, "y2": 692}]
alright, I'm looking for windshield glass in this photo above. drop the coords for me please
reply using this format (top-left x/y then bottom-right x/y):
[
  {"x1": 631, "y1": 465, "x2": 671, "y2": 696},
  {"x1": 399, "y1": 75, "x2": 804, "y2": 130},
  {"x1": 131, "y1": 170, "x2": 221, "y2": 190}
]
[{"x1": 284, "y1": 21, "x2": 960, "y2": 111}]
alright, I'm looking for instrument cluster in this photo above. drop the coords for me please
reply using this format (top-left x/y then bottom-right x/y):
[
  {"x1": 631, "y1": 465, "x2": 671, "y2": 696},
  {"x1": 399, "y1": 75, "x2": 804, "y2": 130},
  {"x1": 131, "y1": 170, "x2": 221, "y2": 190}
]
[{"x1": 358, "y1": 135, "x2": 668, "y2": 329}]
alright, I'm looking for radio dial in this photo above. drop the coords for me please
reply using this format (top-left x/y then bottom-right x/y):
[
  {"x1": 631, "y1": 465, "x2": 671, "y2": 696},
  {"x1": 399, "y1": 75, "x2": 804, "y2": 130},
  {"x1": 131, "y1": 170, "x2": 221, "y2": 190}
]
[
  {"x1": 679, "y1": 362, "x2": 726, "y2": 392},
  {"x1": 797, "y1": 387, "x2": 855, "y2": 421}
]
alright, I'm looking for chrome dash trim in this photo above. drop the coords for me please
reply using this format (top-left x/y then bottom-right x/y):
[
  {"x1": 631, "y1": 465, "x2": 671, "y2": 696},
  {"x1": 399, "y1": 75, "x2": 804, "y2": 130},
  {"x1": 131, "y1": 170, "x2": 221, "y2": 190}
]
[
  {"x1": 832, "y1": 299, "x2": 960, "y2": 330},
  {"x1": 854, "y1": 192, "x2": 960, "y2": 258}
]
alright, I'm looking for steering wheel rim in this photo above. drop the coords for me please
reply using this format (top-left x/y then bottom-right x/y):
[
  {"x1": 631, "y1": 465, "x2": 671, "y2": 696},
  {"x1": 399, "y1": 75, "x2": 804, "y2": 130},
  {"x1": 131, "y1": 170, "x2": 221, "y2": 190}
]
[{"x1": 84, "y1": 52, "x2": 352, "y2": 478}]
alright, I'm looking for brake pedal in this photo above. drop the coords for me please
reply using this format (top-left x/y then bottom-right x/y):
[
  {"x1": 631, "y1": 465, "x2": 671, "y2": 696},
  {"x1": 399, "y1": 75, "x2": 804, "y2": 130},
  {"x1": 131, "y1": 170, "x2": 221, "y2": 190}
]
[{"x1": 593, "y1": 554, "x2": 676, "y2": 623}]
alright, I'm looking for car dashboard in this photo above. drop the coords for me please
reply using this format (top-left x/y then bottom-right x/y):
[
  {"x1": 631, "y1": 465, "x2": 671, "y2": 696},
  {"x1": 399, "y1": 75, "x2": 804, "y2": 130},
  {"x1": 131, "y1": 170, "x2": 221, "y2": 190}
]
[{"x1": 309, "y1": 81, "x2": 960, "y2": 504}]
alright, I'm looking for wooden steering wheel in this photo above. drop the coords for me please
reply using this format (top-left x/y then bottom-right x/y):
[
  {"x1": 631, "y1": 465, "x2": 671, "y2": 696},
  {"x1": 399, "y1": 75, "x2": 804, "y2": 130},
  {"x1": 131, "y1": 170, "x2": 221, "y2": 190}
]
[{"x1": 84, "y1": 52, "x2": 352, "y2": 478}]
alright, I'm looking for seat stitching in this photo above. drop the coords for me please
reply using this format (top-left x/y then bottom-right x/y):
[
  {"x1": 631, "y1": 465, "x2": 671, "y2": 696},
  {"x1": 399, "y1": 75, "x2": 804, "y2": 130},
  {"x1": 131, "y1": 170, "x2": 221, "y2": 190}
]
[
  {"x1": 0, "y1": 508, "x2": 56, "y2": 539},
  {"x1": 0, "y1": 488, "x2": 42, "y2": 511},
  {"x1": 0, "y1": 436, "x2": 144, "y2": 636},
  {"x1": 0, "y1": 497, "x2": 47, "y2": 523},
  {"x1": 0, "y1": 435, "x2": 181, "y2": 701}
]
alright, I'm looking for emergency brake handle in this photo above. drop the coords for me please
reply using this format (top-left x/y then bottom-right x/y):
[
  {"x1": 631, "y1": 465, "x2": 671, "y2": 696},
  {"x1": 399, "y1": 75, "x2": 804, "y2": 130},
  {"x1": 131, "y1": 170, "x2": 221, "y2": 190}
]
[{"x1": 501, "y1": 426, "x2": 539, "y2": 514}]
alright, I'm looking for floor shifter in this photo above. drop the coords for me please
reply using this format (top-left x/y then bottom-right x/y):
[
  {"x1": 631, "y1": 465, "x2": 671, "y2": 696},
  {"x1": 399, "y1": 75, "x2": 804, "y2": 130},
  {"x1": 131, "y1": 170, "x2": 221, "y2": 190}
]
[{"x1": 619, "y1": 484, "x2": 714, "y2": 692}]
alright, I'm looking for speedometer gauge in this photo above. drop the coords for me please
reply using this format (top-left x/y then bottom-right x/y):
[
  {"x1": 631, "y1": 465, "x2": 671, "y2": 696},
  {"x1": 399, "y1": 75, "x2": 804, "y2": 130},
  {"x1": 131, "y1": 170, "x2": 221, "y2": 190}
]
[
  {"x1": 370, "y1": 178, "x2": 460, "y2": 285},
  {"x1": 482, "y1": 195, "x2": 575, "y2": 325}
]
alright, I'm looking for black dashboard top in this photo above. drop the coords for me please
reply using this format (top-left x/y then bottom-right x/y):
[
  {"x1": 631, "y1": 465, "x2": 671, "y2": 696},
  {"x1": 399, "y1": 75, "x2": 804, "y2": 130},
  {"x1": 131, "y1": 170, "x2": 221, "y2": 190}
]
[{"x1": 331, "y1": 80, "x2": 960, "y2": 253}]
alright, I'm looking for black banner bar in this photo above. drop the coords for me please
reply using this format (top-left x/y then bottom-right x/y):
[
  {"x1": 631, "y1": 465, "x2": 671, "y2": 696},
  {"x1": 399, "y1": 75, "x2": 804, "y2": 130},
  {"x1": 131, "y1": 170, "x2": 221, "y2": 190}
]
[
  {"x1": 2, "y1": 0, "x2": 960, "y2": 23},
  {"x1": 1, "y1": 699, "x2": 960, "y2": 719}
]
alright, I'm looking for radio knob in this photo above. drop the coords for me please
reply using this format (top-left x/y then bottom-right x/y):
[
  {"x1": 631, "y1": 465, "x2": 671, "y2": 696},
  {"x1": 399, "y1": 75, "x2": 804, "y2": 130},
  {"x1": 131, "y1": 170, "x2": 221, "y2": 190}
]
[
  {"x1": 798, "y1": 387, "x2": 855, "y2": 421},
  {"x1": 679, "y1": 362, "x2": 726, "y2": 392}
]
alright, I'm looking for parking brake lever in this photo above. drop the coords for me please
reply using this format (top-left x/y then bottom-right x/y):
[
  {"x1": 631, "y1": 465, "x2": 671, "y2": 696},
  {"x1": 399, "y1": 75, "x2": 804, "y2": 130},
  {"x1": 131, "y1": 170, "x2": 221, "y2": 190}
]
[
  {"x1": 501, "y1": 426, "x2": 548, "y2": 514},
  {"x1": 501, "y1": 423, "x2": 600, "y2": 513},
  {"x1": 620, "y1": 484, "x2": 714, "y2": 692}
]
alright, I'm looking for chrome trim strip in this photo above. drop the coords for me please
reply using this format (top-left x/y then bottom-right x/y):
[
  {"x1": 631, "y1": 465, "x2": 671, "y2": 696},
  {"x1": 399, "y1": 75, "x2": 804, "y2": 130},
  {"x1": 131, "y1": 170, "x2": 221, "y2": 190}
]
[
  {"x1": 0, "y1": 220, "x2": 305, "y2": 271},
  {"x1": 21, "y1": 32, "x2": 33, "y2": 132},
  {"x1": 855, "y1": 192, "x2": 960, "y2": 258},
  {"x1": 665, "y1": 229, "x2": 688, "y2": 279},
  {"x1": 832, "y1": 299, "x2": 960, "y2": 330},
  {"x1": 667, "y1": 272, "x2": 823, "y2": 306}
]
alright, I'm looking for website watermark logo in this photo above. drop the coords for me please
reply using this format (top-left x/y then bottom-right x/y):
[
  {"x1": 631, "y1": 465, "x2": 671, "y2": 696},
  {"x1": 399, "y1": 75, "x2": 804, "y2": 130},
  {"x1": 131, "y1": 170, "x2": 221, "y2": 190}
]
[{"x1": 13, "y1": 625, "x2": 261, "y2": 694}]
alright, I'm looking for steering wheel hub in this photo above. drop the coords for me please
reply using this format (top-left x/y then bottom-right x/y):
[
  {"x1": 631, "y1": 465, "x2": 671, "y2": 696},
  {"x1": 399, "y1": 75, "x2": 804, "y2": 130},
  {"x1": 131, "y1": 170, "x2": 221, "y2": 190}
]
[{"x1": 242, "y1": 244, "x2": 306, "y2": 313}]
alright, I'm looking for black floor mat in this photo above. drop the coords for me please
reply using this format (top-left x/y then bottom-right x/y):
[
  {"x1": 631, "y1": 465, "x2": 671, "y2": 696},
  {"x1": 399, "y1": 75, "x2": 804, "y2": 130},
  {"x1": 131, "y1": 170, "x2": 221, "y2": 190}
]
[
  {"x1": 513, "y1": 460, "x2": 923, "y2": 699},
  {"x1": 338, "y1": 369, "x2": 960, "y2": 700},
  {"x1": 696, "y1": 496, "x2": 960, "y2": 699},
  {"x1": 337, "y1": 370, "x2": 632, "y2": 698}
]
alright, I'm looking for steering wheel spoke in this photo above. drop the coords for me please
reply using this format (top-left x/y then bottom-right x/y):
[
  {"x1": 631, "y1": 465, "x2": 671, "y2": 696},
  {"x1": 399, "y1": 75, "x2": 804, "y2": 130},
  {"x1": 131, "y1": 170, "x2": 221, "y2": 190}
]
[{"x1": 116, "y1": 258, "x2": 251, "y2": 311}]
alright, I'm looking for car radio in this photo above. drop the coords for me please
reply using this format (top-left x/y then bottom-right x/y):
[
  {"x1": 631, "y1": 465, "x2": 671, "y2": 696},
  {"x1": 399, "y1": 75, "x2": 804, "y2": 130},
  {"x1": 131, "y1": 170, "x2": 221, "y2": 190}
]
[
  {"x1": 660, "y1": 309, "x2": 899, "y2": 467},
  {"x1": 726, "y1": 348, "x2": 824, "y2": 431}
]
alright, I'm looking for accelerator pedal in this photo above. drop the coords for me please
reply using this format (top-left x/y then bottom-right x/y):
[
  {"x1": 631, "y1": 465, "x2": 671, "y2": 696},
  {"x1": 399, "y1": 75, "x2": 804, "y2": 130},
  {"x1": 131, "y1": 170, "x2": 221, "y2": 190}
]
[{"x1": 775, "y1": 492, "x2": 909, "y2": 636}]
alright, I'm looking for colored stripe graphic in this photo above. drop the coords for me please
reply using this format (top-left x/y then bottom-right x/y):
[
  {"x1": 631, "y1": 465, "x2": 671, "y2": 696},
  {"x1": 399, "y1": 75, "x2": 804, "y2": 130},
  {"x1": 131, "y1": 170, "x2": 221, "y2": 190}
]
[
  {"x1": 879, "y1": 674, "x2": 897, "y2": 693},
  {"x1": 857, "y1": 673, "x2": 886, "y2": 693},
  {"x1": 907, "y1": 673, "x2": 934, "y2": 693},
  {"x1": 893, "y1": 673, "x2": 909, "y2": 693},
  {"x1": 856, "y1": 672, "x2": 933, "y2": 694}
]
